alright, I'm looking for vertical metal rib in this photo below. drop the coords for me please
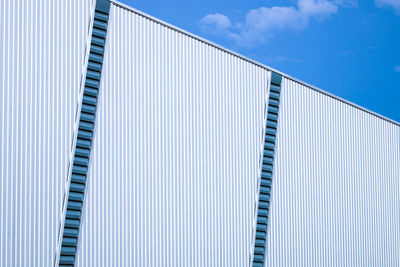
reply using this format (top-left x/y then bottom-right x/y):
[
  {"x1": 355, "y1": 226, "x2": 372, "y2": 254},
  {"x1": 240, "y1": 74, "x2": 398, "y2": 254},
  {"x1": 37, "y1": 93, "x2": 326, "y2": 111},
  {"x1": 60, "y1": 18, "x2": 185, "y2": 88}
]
[
  {"x1": 251, "y1": 71, "x2": 282, "y2": 267},
  {"x1": 55, "y1": 1, "x2": 110, "y2": 266}
]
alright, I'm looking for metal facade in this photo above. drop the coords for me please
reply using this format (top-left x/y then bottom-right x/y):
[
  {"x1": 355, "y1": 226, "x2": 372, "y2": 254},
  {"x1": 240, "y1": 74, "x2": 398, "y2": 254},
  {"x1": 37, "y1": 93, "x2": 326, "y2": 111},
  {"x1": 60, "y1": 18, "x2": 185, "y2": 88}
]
[
  {"x1": 1, "y1": 0, "x2": 400, "y2": 266},
  {"x1": 265, "y1": 78, "x2": 400, "y2": 266},
  {"x1": 56, "y1": 1, "x2": 111, "y2": 266},
  {"x1": 74, "y1": 4, "x2": 269, "y2": 266},
  {"x1": 0, "y1": 0, "x2": 92, "y2": 266},
  {"x1": 251, "y1": 72, "x2": 282, "y2": 267}
]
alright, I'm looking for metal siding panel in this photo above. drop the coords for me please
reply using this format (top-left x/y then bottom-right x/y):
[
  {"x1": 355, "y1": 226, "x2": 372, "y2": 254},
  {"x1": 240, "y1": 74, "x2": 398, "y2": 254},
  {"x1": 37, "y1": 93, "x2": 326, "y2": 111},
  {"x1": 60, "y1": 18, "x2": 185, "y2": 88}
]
[
  {"x1": 75, "y1": 4, "x2": 268, "y2": 266},
  {"x1": 109, "y1": 1, "x2": 400, "y2": 128},
  {"x1": 0, "y1": 0, "x2": 91, "y2": 266},
  {"x1": 56, "y1": 1, "x2": 111, "y2": 265},
  {"x1": 251, "y1": 72, "x2": 282, "y2": 267},
  {"x1": 266, "y1": 78, "x2": 400, "y2": 266}
]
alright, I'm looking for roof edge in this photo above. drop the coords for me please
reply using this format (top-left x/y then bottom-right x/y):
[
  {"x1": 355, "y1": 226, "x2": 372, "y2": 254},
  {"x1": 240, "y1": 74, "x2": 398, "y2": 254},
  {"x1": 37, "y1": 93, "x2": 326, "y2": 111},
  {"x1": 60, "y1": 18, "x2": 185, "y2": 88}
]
[{"x1": 109, "y1": 0, "x2": 400, "y2": 127}]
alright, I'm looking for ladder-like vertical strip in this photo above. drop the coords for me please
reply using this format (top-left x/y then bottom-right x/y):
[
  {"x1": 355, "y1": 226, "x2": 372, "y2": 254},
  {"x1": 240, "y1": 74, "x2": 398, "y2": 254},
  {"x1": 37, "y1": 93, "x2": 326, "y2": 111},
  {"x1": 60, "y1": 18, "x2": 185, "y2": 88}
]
[
  {"x1": 56, "y1": 1, "x2": 110, "y2": 266},
  {"x1": 252, "y1": 72, "x2": 282, "y2": 267}
]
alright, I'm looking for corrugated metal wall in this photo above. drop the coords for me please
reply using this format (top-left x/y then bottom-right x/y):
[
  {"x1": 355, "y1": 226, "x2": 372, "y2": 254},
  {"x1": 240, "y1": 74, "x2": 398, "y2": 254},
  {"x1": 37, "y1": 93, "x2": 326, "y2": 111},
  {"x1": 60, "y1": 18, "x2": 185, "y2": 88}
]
[
  {"x1": 0, "y1": 0, "x2": 92, "y2": 266},
  {"x1": 75, "y1": 4, "x2": 269, "y2": 266},
  {"x1": 2, "y1": 1, "x2": 399, "y2": 266},
  {"x1": 266, "y1": 78, "x2": 400, "y2": 266}
]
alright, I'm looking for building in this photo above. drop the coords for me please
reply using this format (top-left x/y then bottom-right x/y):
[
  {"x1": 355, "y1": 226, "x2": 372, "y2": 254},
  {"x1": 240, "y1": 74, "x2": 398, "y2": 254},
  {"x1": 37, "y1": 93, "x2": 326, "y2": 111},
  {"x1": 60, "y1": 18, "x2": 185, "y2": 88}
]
[{"x1": 0, "y1": 0, "x2": 399, "y2": 266}]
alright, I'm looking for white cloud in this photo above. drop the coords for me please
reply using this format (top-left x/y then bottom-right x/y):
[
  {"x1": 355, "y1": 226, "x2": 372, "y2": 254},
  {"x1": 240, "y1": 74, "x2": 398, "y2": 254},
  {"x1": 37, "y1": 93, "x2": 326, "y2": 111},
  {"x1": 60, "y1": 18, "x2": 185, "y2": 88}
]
[
  {"x1": 199, "y1": 0, "x2": 350, "y2": 47},
  {"x1": 199, "y1": 14, "x2": 232, "y2": 34},
  {"x1": 375, "y1": 0, "x2": 400, "y2": 13},
  {"x1": 298, "y1": 0, "x2": 338, "y2": 16},
  {"x1": 395, "y1": 65, "x2": 400, "y2": 72}
]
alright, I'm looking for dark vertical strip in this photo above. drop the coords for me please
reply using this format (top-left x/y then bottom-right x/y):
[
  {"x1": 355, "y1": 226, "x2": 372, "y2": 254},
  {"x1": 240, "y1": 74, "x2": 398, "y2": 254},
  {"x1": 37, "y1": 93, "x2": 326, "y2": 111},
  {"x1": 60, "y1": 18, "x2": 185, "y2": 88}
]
[
  {"x1": 58, "y1": 1, "x2": 110, "y2": 266},
  {"x1": 252, "y1": 71, "x2": 282, "y2": 267}
]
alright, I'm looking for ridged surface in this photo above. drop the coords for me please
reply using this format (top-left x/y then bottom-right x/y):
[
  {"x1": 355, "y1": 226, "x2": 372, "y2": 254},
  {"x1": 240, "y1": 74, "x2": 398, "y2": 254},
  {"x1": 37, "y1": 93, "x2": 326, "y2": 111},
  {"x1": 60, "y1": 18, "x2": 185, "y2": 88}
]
[
  {"x1": 2, "y1": 1, "x2": 399, "y2": 265},
  {"x1": 75, "y1": 4, "x2": 268, "y2": 266},
  {"x1": 266, "y1": 78, "x2": 400, "y2": 266},
  {"x1": 0, "y1": 0, "x2": 91, "y2": 266},
  {"x1": 251, "y1": 72, "x2": 282, "y2": 267},
  {"x1": 57, "y1": 1, "x2": 110, "y2": 266}
]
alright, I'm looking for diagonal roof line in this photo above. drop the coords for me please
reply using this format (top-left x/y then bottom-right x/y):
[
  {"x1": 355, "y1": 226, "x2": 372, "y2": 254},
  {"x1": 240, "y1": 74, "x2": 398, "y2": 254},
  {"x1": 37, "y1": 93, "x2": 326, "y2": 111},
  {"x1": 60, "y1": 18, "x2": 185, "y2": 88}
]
[{"x1": 109, "y1": 0, "x2": 400, "y2": 127}]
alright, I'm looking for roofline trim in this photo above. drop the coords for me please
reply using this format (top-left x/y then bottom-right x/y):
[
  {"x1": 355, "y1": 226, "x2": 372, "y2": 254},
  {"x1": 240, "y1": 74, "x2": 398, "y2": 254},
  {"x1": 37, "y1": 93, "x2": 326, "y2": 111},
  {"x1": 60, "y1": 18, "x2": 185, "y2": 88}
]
[{"x1": 109, "y1": 0, "x2": 400, "y2": 127}]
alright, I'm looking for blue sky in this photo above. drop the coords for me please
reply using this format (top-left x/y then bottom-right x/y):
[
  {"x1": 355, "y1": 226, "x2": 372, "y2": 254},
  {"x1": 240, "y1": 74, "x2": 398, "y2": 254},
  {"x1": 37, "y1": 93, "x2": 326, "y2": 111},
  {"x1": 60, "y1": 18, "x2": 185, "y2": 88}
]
[{"x1": 119, "y1": 0, "x2": 400, "y2": 122}]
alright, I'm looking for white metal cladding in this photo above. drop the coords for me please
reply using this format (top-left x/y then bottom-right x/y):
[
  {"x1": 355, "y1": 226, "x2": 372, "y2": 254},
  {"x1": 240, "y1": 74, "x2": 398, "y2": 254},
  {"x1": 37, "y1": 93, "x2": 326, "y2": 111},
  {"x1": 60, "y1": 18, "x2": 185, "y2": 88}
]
[
  {"x1": 0, "y1": 0, "x2": 92, "y2": 266},
  {"x1": 110, "y1": 0, "x2": 400, "y2": 129},
  {"x1": 75, "y1": 3, "x2": 269, "y2": 266},
  {"x1": 266, "y1": 78, "x2": 400, "y2": 266}
]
